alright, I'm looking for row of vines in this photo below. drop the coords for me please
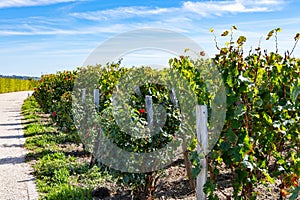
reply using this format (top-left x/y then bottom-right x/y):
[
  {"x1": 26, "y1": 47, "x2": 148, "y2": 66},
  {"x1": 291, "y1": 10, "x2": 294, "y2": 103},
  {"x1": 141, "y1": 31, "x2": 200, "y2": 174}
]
[
  {"x1": 0, "y1": 77, "x2": 36, "y2": 94},
  {"x1": 32, "y1": 27, "x2": 300, "y2": 199}
]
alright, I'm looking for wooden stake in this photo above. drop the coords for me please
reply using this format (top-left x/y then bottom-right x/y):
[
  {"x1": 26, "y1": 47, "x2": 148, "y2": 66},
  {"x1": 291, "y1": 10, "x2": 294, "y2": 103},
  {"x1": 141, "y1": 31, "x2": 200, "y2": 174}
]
[
  {"x1": 196, "y1": 105, "x2": 208, "y2": 200},
  {"x1": 94, "y1": 89, "x2": 99, "y2": 109},
  {"x1": 145, "y1": 95, "x2": 153, "y2": 132}
]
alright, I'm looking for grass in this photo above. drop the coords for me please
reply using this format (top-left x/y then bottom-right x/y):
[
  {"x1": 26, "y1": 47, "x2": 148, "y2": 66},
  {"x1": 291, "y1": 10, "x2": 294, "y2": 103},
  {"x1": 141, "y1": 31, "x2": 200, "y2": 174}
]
[{"x1": 21, "y1": 96, "x2": 115, "y2": 200}]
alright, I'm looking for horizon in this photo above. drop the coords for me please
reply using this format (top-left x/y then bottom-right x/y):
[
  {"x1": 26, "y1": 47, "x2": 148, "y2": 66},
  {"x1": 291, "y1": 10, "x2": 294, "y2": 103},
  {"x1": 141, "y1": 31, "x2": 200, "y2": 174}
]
[{"x1": 0, "y1": 0, "x2": 299, "y2": 77}]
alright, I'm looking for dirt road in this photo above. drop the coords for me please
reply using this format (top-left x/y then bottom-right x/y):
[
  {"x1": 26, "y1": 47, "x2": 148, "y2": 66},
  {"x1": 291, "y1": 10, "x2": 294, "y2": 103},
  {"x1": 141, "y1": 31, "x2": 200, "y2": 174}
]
[{"x1": 0, "y1": 91, "x2": 38, "y2": 200}]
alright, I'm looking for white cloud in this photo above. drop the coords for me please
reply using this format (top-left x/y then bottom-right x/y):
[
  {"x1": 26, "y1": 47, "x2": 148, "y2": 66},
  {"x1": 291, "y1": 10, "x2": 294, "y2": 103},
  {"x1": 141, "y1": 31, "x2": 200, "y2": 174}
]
[
  {"x1": 70, "y1": 0, "x2": 286, "y2": 22},
  {"x1": 183, "y1": 0, "x2": 286, "y2": 16},
  {"x1": 0, "y1": 0, "x2": 81, "y2": 8},
  {"x1": 0, "y1": 24, "x2": 126, "y2": 36},
  {"x1": 70, "y1": 6, "x2": 174, "y2": 21},
  {"x1": 237, "y1": 0, "x2": 285, "y2": 6},
  {"x1": 0, "y1": 0, "x2": 291, "y2": 38}
]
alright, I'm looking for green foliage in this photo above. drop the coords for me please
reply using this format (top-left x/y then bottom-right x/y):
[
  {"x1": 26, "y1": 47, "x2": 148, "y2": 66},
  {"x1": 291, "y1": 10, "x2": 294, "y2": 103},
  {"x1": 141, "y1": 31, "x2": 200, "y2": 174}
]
[
  {"x1": 98, "y1": 82, "x2": 180, "y2": 153},
  {"x1": 28, "y1": 27, "x2": 300, "y2": 199},
  {"x1": 33, "y1": 71, "x2": 76, "y2": 132},
  {"x1": 201, "y1": 27, "x2": 300, "y2": 199},
  {"x1": 42, "y1": 184, "x2": 92, "y2": 200},
  {"x1": 0, "y1": 77, "x2": 36, "y2": 93},
  {"x1": 72, "y1": 64, "x2": 183, "y2": 198},
  {"x1": 21, "y1": 95, "x2": 42, "y2": 120},
  {"x1": 34, "y1": 152, "x2": 70, "y2": 180}
]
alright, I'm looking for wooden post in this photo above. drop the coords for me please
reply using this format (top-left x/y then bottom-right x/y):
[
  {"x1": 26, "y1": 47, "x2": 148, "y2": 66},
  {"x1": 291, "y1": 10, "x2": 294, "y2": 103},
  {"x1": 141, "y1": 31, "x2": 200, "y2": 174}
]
[
  {"x1": 82, "y1": 88, "x2": 86, "y2": 103},
  {"x1": 196, "y1": 105, "x2": 208, "y2": 200},
  {"x1": 170, "y1": 87, "x2": 179, "y2": 107},
  {"x1": 90, "y1": 88, "x2": 100, "y2": 168},
  {"x1": 145, "y1": 95, "x2": 153, "y2": 132},
  {"x1": 94, "y1": 89, "x2": 99, "y2": 109},
  {"x1": 134, "y1": 86, "x2": 142, "y2": 96}
]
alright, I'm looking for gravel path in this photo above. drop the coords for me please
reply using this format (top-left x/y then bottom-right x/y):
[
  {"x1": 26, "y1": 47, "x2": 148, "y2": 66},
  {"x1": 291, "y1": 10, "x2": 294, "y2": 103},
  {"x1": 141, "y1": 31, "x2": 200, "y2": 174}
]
[{"x1": 0, "y1": 91, "x2": 38, "y2": 200}]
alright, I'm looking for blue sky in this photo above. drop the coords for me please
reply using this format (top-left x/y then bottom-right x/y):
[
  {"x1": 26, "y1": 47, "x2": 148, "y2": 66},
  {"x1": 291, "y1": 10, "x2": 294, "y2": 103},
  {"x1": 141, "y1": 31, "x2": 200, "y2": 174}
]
[{"x1": 0, "y1": 0, "x2": 299, "y2": 76}]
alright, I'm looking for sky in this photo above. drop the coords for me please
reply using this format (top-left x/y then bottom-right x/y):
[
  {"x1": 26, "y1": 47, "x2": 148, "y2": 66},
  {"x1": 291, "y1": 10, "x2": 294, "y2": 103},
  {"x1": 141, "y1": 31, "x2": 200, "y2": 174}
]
[{"x1": 0, "y1": 0, "x2": 299, "y2": 77}]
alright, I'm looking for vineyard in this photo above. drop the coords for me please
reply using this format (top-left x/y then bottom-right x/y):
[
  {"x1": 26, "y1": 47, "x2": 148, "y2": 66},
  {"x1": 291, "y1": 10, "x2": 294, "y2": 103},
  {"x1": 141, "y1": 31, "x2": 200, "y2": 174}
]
[
  {"x1": 0, "y1": 77, "x2": 36, "y2": 94},
  {"x1": 23, "y1": 27, "x2": 300, "y2": 199}
]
